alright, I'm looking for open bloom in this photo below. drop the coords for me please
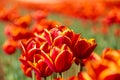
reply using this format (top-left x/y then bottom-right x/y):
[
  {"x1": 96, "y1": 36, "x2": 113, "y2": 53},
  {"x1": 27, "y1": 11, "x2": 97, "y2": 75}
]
[
  {"x1": 19, "y1": 39, "x2": 53, "y2": 79},
  {"x1": 40, "y1": 44, "x2": 74, "y2": 73},
  {"x1": 34, "y1": 26, "x2": 74, "y2": 73}
]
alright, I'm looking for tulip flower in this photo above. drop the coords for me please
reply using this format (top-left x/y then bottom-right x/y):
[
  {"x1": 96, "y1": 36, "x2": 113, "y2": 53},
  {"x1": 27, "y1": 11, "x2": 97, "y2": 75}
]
[
  {"x1": 73, "y1": 38, "x2": 97, "y2": 59},
  {"x1": 33, "y1": 26, "x2": 75, "y2": 73},
  {"x1": 2, "y1": 39, "x2": 17, "y2": 55},
  {"x1": 102, "y1": 48, "x2": 120, "y2": 66},
  {"x1": 84, "y1": 48, "x2": 120, "y2": 80},
  {"x1": 19, "y1": 39, "x2": 53, "y2": 79},
  {"x1": 14, "y1": 14, "x2": 32, "y2": 27},
  {"x1": 40, "y1": 44, "x2": 74, "y2": 73}
]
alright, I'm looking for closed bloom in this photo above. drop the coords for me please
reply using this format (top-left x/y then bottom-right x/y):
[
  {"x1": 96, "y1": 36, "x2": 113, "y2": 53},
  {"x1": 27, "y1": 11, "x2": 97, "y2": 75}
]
[
  {"x1": 2, "y1": 39, "x2": 17, "y2": 55},
  {"x1": 73, "y1": 38, "x2": 97, "y2": 59}
]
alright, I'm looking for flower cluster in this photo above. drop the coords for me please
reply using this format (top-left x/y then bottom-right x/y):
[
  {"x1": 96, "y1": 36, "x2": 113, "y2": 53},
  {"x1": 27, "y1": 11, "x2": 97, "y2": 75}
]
[
  {"x1": 19, "y1": 25, "x2": 97, "y2": 80},
  {"x1": 0, "y1": 5, "x2": 97, "y2": 79},
  {"x1": 14, "y1": 0, "x2": 120, "y2": 36}
]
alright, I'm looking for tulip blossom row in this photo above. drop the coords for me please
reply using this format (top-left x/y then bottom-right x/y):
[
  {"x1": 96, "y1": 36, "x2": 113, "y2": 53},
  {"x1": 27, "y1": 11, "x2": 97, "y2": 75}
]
[
  {"x1": 1, "y1": 1, "x2": 120, "y2": 36},
  {"x1": 13, "y1": 0, "x2": 120, "y2": 36}
]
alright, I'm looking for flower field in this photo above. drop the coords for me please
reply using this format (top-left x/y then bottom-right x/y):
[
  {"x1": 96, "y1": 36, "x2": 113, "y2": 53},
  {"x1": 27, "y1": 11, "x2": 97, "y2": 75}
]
[{"x1": 0, "y1": 0, "x2": 120, "y2": 80}]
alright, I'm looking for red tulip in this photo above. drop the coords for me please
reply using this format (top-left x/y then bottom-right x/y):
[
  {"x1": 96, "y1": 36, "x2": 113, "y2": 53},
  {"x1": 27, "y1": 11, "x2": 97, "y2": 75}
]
[
  {"x1": 19, "y1": 39, "x2": 53, "y2": 78},
  {"x1": 40, "y1": 44, "x2": 74, "y2": 73},
  {"x1": 73, "y1": 38, "x2": 97, "y2": 59},
  {"x1": 2, "y1": 39, "x2": 17, "y2": 55}
]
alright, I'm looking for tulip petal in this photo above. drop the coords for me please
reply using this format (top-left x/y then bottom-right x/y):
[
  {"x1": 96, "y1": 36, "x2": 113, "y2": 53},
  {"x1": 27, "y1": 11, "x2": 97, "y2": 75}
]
[
  {"x1": 74, "y1": 39, "x2": 90, "y2": 58},
  {"x1": 55, "y1": 50, "x2": 73, "y2": 72},
  {"x1": 40, "y1": 42, "x2": 50, "y2": 53},
  {"x1": 98, "y1": 68, "x2": 120, "y2": 80},
  {"x1": 44, "y1": 66, "x2": 53, "y2": 76},
  {"x1": 26, "y1": 40, "x2": 36, "y2": 52},
  {"x1": 50, "y1": 47, "x2": 60, "y2": 61},
  {"x1": 104, "y1": 73, "x2": 120, "y2": 80},
  {"x1": 36, "y1": 60, "x2": 48, "y2": 77},
  {"x1": 37, "y1": 59, "x2": 53, "y2": 77},
  {"x1": 78, "y1": 72, "x2": 92, "y2": 80},
  {"x1": 82, "y1": 44, "x2": 97, "y2": 59},
  {"x1": 40, "y1": 50, "x2": 55, "y2": 72},
  {"x1": 20, "y1": 41, "x2": 27, "y2": 54},
  {"x1": 53, "y1": 36, "x2": 72, "y2": 47},
  {"x1": 34, "y1": 33, "x2": 46, "y2": 42},
  {"x1": 50, "y1": 28, "x2": 61, "y2": 39},
  {"x1": 43, "y1": 29, "x2": 52, "y2": 45},
  {"x1": 74, "y1": 39, "x2": 97, "y2": 59},
  {"x1": 21, "y1": 64, "x2": 32, "y2": 77},
  {"x1": 63, "y1": 29, "x2": 74, "y2": 39}
]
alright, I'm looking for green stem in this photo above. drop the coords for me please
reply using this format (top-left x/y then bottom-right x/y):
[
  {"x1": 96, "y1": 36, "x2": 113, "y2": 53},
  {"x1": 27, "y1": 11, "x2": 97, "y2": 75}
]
[
  {"x1": 44, "y1": 77, "x2": 46, "y2": 80},
  {"x1": 32, "y1": 70, "x2": 35, "y2": 80},
  {"x1": 59, "y1": 73, "x2": 63, "y2": 78},
  {"x1": 52, "y1": 73, "x2": 58, "y2": 79},
  {"x1": 51, "y1": 75, "x2": 52, "y2": 80},
  {"x1": 80, "y1": 59, "x2": 83, "y2": 72}
]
